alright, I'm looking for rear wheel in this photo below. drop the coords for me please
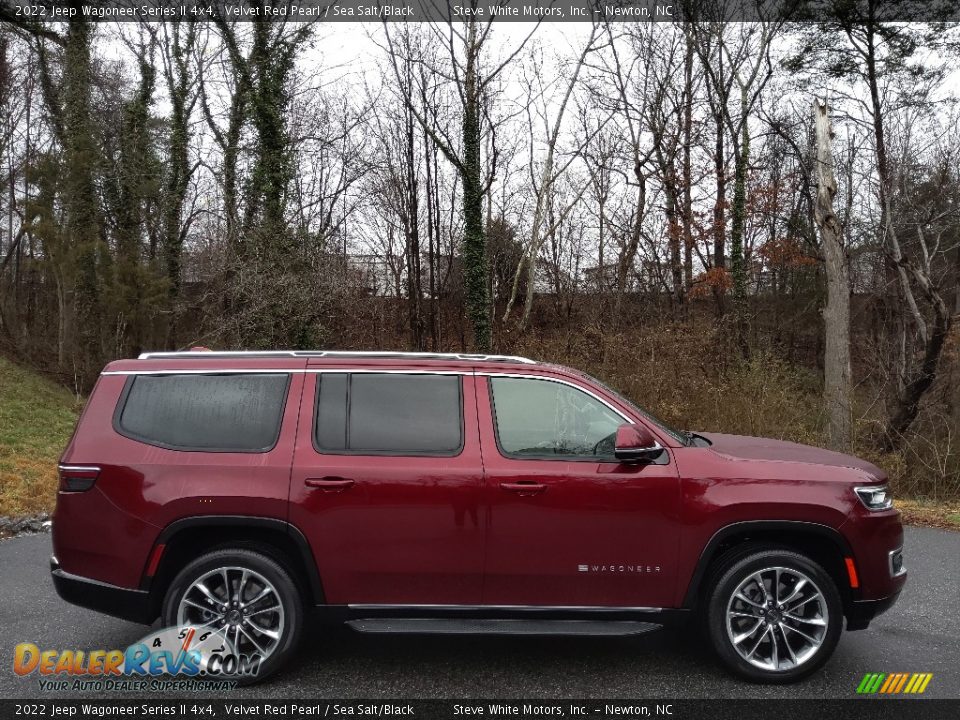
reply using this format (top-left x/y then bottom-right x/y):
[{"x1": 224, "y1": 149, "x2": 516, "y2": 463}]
[
  {"x1": 162, "y1": 548, "x2": 303, "y2": 683},
  {"x1": 705, "y1": 548, "x2": 843, "y2": 682}
]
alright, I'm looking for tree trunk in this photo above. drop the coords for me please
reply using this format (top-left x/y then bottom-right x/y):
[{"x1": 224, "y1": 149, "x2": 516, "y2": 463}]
[
  {"x1": 161, "y1": 22, "x2": 196, "y2": 332},
  {"x1": 615, "y1": 169, "x2": 646, "y2": 322},
  {"x1": 223, "y1": 88, "x2": 245, "y2": 256},
  {"x1": 729, "y1": 87, "x2": 749, "y2": 303},
  {"x1": 62, "y1": 14, "x2": 101, "y2": 374},
  {"x1": 884, "y1": 272, "x2": 950, "y2": 449},
  {"x1": 404, "y1": 102, "x2": 424, "y2": 351},
  {"x1": 658, "y1": 147, "x2": 684, "y2": 307},
  {"x1": 423, "y1": 111, "x2": 438, "y2": 351},
  {"x1": 711, "y1": 107, "x2": 726, "y2": 317},
  {"x1": 813, "y1": 100, "x2": 852, "y2": 452},
  {"x1": 728, "y1": 89, "x2": 751, "y2": 357},
  {"x1": 682, "y1": 29, "x2": 695, "y2": 295},
  {"x1": 461, "y1": 21, "x2": 490, "y2": 351}
]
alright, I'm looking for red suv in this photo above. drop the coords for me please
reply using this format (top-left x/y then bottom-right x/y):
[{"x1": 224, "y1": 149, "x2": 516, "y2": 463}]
[{"x1": 52, "y1": 350, "x2": 905, "y2": 683}]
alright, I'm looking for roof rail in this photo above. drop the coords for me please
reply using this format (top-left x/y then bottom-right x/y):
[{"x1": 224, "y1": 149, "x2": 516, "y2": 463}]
[{"x1": 137, "y1": 350, "x2": 537, "y2": 364}]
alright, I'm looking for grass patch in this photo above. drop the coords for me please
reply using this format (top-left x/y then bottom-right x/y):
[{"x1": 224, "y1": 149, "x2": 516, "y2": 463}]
[
  {"x1": 896, "y1": 499, "x2": 960, "y2": 531},
  {"x1": 0, "y1": 356, "x2": 82, "y2": 517}
]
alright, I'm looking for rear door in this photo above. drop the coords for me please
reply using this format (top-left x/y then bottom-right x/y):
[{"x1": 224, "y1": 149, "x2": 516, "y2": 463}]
[
  {"x1": 477, "y1": 373, "x2": 681, "y2": 608},
  {"x1": 289, "y1": 367, "x2": 485, "y2": 605}
]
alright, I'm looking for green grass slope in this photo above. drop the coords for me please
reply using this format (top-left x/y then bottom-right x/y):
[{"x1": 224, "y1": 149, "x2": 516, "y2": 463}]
[{"x1": 0, "y1": 357, "x2": 81, "y2": 517}]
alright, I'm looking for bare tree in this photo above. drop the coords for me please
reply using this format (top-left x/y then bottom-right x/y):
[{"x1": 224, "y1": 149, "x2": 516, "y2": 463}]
[
  {"x1": 501, "y1": 23, "x2": 601, "y2": 329},
  {"x1": 813, "y1": 99, "x2": 852, "y2": 451},
  {"x1": 690, "y1": 12, "x2": 782, "y2": 325},
  {"x1": 383, "y1": 12, "x2": 540, "y2": 351}
]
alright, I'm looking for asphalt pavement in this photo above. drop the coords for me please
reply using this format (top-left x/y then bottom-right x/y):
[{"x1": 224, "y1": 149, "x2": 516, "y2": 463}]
[{"x1": 1, "y1": 527, "x2": 957, "y2": 699}]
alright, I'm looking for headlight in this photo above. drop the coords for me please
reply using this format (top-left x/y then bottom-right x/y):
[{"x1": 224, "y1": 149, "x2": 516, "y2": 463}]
[{"x1": 854, "y1": 484, "x2": 893, "y2": 511}]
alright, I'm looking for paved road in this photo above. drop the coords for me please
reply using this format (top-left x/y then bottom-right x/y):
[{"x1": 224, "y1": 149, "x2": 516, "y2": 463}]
[{"x1": 0, "y1": 527, "x2": 957, "y2": 700}]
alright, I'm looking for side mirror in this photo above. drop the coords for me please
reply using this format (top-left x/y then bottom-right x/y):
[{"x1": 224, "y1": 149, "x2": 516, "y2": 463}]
[{"x1": 614, "y1": 423, "x2": 661, "y2": 463}]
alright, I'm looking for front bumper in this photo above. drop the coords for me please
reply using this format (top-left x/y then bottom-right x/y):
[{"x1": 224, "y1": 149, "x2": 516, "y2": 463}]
[
  {"x1": 50, "y1": 555, "x2": 155, "y2": 625},
  {"x1": 842, "y1": 506, "x2": 907, "y2": 601},
  {"x1": 846, "y1": 590, "x2": 902, "y2": 631}
]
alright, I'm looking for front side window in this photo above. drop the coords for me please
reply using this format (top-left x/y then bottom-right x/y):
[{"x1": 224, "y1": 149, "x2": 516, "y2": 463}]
[
  {"x1": 490, "y1": 377, "x2": 624, "y2": 460},
  {"x1": 315, "y1": 373, "x2": 463, "y2": 455},
  {"x1": 116, "y1": 373, "x2": 289, "y2": 452}
]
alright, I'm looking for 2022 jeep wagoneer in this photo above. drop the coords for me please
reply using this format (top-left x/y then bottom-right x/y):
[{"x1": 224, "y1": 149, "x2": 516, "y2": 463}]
[{"x1": 52, "y1": 350, "x2": 906, "y2": 683}]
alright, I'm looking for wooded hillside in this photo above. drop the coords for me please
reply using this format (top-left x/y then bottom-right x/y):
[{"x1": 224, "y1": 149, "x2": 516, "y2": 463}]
[{"x1": 0, "y1": 3, "x2": 959, "y2": 500}]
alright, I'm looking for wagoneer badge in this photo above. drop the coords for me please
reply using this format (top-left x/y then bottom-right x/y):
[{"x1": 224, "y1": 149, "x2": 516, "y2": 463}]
[{"x1": 578, "y1": 564, "x2": 661, "y2": 573}]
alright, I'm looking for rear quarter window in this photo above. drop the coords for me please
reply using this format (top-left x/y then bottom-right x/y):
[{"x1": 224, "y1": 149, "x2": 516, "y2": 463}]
[{"x1": 114, "y1": 373, "x2": 290, "y2": 452}]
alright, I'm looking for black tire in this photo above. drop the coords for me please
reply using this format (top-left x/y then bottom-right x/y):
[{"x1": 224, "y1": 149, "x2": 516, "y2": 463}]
[
  {"x1": 705, "y1": 547, "x2": 843, "y2": 683},
  {"x1": 162, "y1": 548, "x2": 303, "y2": 684}
]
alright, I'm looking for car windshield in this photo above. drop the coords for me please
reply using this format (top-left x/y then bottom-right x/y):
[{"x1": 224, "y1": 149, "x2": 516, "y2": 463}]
[{"x1": 577, "y1": 372, "x2": 689, "y2": 446}]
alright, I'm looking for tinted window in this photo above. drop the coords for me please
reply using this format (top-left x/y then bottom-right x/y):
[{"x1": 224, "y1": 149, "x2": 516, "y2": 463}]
[
  {"x1": 315, "y1": 373, "x2": 462, "y2": 455},
  {"x1": 315, "y1": 373, "x2": 348, "y2": 451},
  {"x1": 490, "y1": 377, "x2": 623, "y2": 459},
  {"x1": 117, "y1": 374, "x2": 289, "y2": 452}
]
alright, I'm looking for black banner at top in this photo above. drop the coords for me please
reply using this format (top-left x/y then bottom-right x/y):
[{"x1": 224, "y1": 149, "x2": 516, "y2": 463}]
[
  {"x1": 1, "y1": 700, "x2": 960, "y2": 720},
  {"x1": 1, "y1": 0, "x2": 959, "y2": 23}
]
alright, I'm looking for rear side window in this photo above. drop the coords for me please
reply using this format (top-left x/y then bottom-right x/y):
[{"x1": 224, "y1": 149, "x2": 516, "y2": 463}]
[
  {"x1": 115, "y1": 374, "x2": 289, "y2": 452},
  {"x1": 315, "y1": 373, "x2": 462, "y2": 455}
]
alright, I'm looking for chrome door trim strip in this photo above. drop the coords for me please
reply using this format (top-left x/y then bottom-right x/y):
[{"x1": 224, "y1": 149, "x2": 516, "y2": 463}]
[{"x1": 347, "y1": 604, "x2": 662, "y2": 612}]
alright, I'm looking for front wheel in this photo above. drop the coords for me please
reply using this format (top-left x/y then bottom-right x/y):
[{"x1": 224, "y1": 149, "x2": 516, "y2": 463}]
[
  {"x1": 162, "y1": 548, "x2": 303, "y2": 683},
  {"x1": 706, "y1": 548, "x2": 843, "y2": 683}
]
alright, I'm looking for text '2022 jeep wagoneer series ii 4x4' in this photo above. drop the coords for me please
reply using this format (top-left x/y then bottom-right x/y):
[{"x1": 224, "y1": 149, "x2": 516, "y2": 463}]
[{"x1": 51, "y1": 350, "x2": 906, "y2": 683}]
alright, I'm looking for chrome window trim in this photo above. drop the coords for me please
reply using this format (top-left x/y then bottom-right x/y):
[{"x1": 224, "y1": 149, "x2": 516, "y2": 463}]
[
  {"x1": 100, "y1": 368, "x2": 673, "y2": 445},
  {"x1": 480, "y1": 371, "x2": 633, "y2": 424}
]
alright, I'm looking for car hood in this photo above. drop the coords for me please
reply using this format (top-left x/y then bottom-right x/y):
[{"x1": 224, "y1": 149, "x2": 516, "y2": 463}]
[{"x1": 698, "y1": 432, "x2": 886, "y2": 480}]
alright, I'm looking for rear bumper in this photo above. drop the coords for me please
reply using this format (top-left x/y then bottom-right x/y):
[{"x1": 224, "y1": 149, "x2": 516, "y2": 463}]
[
  {"x1": 50, "y1": 555, "x2": 155, "y2": 625},
  {"x1": 846, "y1": 589, "x2": 902, "y2": 631}
]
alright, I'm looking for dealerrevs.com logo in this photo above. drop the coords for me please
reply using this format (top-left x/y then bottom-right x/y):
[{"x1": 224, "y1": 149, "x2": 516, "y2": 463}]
[{"x1": 13, "y1": 626, "x2": 258, "y2": 691}]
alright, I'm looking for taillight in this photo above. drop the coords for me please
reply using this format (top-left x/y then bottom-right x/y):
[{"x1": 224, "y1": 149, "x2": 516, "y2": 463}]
[{"x1": 58, "y1": 465, "x2": 100, "y2": 492}]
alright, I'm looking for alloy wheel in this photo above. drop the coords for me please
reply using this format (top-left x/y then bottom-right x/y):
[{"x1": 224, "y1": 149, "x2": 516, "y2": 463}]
[
  {"x1": 176, "y1": 565, "x2": 284, "y2": 662},
  {"x1": 725, "y1": 565, "x2": 829, "y2": 672}
]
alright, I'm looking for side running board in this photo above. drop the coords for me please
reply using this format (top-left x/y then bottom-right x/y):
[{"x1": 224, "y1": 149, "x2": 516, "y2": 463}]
[{"x1": 346, "y1": 618, "x2": 660, "y2": 636}]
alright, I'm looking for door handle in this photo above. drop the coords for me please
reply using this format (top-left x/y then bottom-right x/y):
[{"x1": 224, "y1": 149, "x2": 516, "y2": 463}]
[
  {"x1": 499, "y1": 481, "x2": 547, "y2": 496},
  {"x1": 305, "y1": 477, "x2": 355, "y2": 492}
]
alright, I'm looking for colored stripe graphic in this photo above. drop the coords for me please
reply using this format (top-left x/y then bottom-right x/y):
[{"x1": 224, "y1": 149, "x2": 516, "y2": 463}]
[
  {"x1": 906, "y1": 673, "x2": 933, "y2": 694},
  {"x1": 857, "y1": 673, "x2": 932, "y2": 694},
  {"x1": 857, "y1": 673, "x2": 885, "y2": 693}
]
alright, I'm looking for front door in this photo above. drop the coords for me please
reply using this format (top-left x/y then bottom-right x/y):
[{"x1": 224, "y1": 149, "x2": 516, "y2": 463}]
[
  {"x1": 477, "y1": 374, "x2": 681, "y2": 609},
  {"x1": 289, "y1": 369, "x2": 485, "y2": 605}
]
